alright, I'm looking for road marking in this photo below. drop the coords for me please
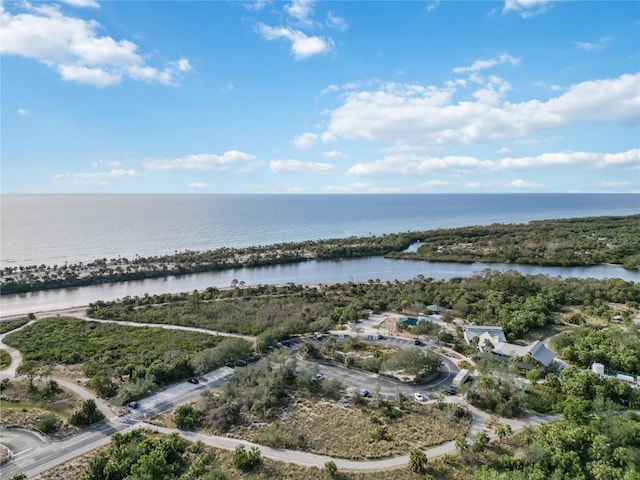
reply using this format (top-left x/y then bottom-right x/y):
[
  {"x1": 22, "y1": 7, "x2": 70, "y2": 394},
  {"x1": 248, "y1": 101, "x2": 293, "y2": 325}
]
[{"x1": 13, "y1": 448, "x2": 32, "y2": 457}]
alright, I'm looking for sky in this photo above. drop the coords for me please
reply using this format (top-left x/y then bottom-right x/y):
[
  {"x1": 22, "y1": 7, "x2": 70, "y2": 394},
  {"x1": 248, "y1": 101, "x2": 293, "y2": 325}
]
[{"x1": 1, "y1": 0, "x2": 639, "y2": 194}]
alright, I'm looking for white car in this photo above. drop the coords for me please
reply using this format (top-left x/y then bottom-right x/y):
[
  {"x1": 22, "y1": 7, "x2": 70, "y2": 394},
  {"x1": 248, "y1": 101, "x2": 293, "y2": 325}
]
[{"x1": 414, "y1": 392, "x2": 426, "y2": 402}]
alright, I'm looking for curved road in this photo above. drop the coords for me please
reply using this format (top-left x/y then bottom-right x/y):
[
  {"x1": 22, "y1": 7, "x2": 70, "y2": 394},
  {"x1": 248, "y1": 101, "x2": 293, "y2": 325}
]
[{"x1": 0, "y1": 309, "x2": 562, "y2": 477}]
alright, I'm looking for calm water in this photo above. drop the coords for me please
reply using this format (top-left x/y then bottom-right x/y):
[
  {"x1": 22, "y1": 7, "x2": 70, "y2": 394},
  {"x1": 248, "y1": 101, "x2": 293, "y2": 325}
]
[
  {"x1": 2, "y1": 193, "x2": 639, "y2": 267},
  {"x1": 1, "y1": 257, "x2": 638, "y2": 316}
]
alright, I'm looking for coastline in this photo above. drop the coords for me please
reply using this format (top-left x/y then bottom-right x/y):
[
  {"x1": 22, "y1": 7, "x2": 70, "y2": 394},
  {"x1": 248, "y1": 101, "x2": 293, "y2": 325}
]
[{"x1": 2, "y1": 213, "x2": 638, "y2": 296}]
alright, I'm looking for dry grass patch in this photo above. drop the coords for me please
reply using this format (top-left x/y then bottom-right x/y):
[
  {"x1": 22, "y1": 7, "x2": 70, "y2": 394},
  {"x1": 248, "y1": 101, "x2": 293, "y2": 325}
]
[
  {"x1": 234, "y1": 398, "x2": 470, "y2": 460},
  {"x1": 0, "y1": 408, "x2": 81, "y2": 439}
]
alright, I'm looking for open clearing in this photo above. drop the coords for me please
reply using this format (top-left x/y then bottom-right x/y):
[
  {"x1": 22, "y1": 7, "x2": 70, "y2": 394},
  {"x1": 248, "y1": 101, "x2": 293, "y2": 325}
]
[{"x1": 226, "y1": 397, "x2": 470, "y2": 460}]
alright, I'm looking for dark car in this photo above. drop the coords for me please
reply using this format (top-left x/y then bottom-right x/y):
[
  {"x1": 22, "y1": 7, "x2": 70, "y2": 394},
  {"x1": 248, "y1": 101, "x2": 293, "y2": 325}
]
[
  {"x1": 234, "y1": 359, "x2": 247, "y2": 367},
  {"x1": 360, "y1": 389, "x2": 370, "y2": 398},
  {"x1": 445, "y1": 386, "x2": 456, "y2": 395},
  {"x1": 414, "y1": 339, "x2": 422, "y2": 346},
  {"x1": 377, "y1": 334, "x2": 384, "y2": 340},
  {"x1": 187, "y1": 378, "x2": 199, "y2": 384},
  {"x1": 127, "y1": 401, "x2": 139, "y2": 409}
]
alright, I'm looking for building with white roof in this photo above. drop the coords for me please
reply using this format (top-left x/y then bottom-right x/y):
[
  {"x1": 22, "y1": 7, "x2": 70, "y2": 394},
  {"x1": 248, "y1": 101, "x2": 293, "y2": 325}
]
[{"x1": 464, "y1": 325, "x2": 556, "y2": 368}]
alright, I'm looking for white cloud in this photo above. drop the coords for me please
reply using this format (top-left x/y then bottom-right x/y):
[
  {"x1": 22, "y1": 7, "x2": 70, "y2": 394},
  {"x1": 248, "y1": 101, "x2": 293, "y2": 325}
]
[
  {"x1": 453, "y1": 54, "x2": 521, "y2": 74},
  {"x1": 321, "y1": 182, "x2": 374, "y2": 193},
  {"x1": 219, "y1": 83, "x2": 234, "y2": 94},
  {"x1": 347, "y1": 154, "x2": 495, "y2": 177},
  {"x1": 270, "y1": 159, "x2": 335, "y2": 174},
  {"x1": 53, "y1": 169, "x2": 138, "y2": 185},
  {"x1": 242, "y1": 1, "x2": 270, "y2": 11},
  {"x1": 323, "y1": 73, "x2": 640, "y2": 147},
  {"x1": 346, "y1": 148, "x2": 640, "y2": 177},
  {"x1": 186, "y1": 182, "x2": 210, "y2": 189},
  {"x1": 574, "y1": 35, "x2": 613, "y2": 51},
  {"x1": 285, "y1": 0, "x2": 315, "y2": 27},
  {"x1": 61, "y1": 0, "x2": 100, "y2": 8},
  {"x1": 503, "y1": 0, "x2": 552, "y2": 18},
  {"x1": 420, "y1": 179, "x2": 453, "y2": 188},
  {"x1": 17, "y1": 108, "x2": 29, "y2": 115},
  {"x1": 91, "y1": 159, "x2": 121, "y2": 168},
  {"x1": 322, "y1": 150, "x2": 345, "y2": 158},
  {"x1": 257, "y1": 24, "x2": 332, "y2": 59},
  {"x1": 241, "y1": 183, "x2": 310, "y2": 193},
  {"x1": 292, "y1": 132, "x2": 318, "y2": 149},
  {"x1": 326, "y1": 12, "x2": 348, "y2": 31},
  {"x1": 467, "y1": 179, "x2": 545, "y2": 190},
  {"x1": 144, "y1": 151, "x2": 257, "y2": 172},
  {"x1": 0, "y1": 4, "x2": 191, "y2": 87},
  {"x1": 426, "y1": 1, "x2": 440, "y2": 13}
]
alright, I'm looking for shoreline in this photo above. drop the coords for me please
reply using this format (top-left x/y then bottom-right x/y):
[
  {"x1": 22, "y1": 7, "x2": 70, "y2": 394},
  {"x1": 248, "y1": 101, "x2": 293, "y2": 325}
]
[{"x1": 2, "y1": 213, "x2": 638, "y2": 296}]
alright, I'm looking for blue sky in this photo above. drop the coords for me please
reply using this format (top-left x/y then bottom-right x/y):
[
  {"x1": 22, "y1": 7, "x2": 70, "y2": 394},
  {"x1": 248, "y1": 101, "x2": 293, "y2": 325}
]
[{"x1": 2, "y1": 0, "x2": 639, "y2": 193}]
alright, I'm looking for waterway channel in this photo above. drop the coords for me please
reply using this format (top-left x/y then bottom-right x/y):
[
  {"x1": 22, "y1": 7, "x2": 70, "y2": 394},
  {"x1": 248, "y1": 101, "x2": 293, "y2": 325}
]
[{"x1": 1, "y1": 257, "x2": 638, "y2": 316}]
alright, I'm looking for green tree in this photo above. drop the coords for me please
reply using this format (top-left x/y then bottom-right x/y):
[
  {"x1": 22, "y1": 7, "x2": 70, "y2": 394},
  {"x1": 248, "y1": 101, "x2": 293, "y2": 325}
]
[
  {"x1": 172, "y1": 404, "x2": 205, "y2": 430},
  {"x1": 233, "y1": 445, "x2": 262, "y2": 471},
  {"x1": 70, "y1": 399, "x2": 104, "y2": 427},
  {"x1": 324, "y1": 460, "x2": 338, "y2": 477},
  {"x1": 35, "y1": 414, "x2": 59, "y2": 435},
  {"x1": 526, "y1": 369, "x2": 542, "y2": 385},
  {"x1": 408, "y1": 448, "x2": 428, "y2": 474},
  {"x1": 472, "y1": 431, "x2": 489, "y2": 453}
]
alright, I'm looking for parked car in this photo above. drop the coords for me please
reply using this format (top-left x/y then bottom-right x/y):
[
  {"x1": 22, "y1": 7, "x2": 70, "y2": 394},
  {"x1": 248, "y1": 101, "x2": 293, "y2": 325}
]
[
  {"x1": 414, "y1": 392, "x2": 426, "y2": 402},
  {"x1": 445, "y1": 386, "x2": 456, "y2": 395},
  {"x1": 377, "y1": 334, "x2": 384, "y2": 340},
  {"x1": 127, "y1": 401, "x2": 139, "y2": 409},
  {"x1": 234, "y1": 359, "x2": 247, "y2": 367},
  {"x1": 187, "y1": 378, "x2": 199, "y2": 384},
  {"x1": 360, "y1": 389, "x2": 370, "y2": 398},
  {"x1": 315, "y1": 373, "x2": 326, "y2": 381},
  {"x1": 414, "y1": 339, "x2": 423, "y2": 346}
]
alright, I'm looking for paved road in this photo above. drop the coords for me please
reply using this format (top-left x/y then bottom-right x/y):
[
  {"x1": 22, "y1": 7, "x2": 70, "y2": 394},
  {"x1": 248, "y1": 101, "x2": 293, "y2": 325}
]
[
  {"x1": 288, "y1": 333, "x2": 459, "y2": 399},
  {"x1": 0, "y1": 310, "x2": 563, "y2": 477},
  {"x1": 0, "y1": 368, "x2": 234, "y2": 479},
  {"x1": 141, "y1": 400, "x2": 561, "y2": 471}
]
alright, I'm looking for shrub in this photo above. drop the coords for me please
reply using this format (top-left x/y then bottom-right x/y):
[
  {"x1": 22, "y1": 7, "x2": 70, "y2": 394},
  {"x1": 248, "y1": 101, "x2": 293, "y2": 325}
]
[
  {"x1": 408, "y1": 448, "x2": 428, "y2": 474},
  {"x1": 324, "y1": 460, "x2": 338, "y2": 476},
  {"x1": 232, "y1": 445, "x2": 262, "y2": 471},
  {"x1": 172, "y1": 404, "x2": 205, "y2": 430},
  {"x1": 35, "y1": 414, "x2": 59, "y2": 435},
  {"x1": 70, "y1": 399, "x2": 104, "y2": 427}
]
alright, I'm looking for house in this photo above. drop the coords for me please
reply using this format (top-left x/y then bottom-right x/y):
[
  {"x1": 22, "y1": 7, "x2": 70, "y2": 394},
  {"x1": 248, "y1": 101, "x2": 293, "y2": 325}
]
[
  {"x1": 463, "y1": 326, "x2": 506, "y2": 346},
  {"x1": 464, "y1": 325, "x2": 556, "y2": 368}
]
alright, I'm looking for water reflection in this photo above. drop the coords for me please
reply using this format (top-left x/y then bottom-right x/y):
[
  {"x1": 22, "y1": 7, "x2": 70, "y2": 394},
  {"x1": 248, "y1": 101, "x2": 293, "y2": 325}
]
[{"x1": 1, "y1": 257, "x2": 638, "y2": 316}]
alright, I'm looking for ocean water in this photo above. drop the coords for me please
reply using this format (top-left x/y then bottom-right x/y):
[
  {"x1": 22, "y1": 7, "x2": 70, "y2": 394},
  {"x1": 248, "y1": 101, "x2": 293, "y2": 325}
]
[{"x1": 2, "y1": 193, "x2": 639, "y2": 267}]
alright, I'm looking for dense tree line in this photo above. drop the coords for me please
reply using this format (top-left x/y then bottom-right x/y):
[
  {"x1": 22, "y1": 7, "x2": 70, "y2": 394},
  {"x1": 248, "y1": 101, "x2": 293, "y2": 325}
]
[
  {"x1": 475, "y1": 412, "x2": 640, "y2": 479},
  {"x1": 389, "y1": 214, "x2": 640, "y2": 269},
  {"x1": 80, "y1": 430, "x2": 223, "y2": 480},
  {"x1": 88, "y1": 272, "x2": 639, "y2": 342},
  {"x1": 552, "y1": 324, "x2": 640, "y2": 374},
  {"x1": 3, "y1": 214, "x2": 637, "y2": 295}
]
